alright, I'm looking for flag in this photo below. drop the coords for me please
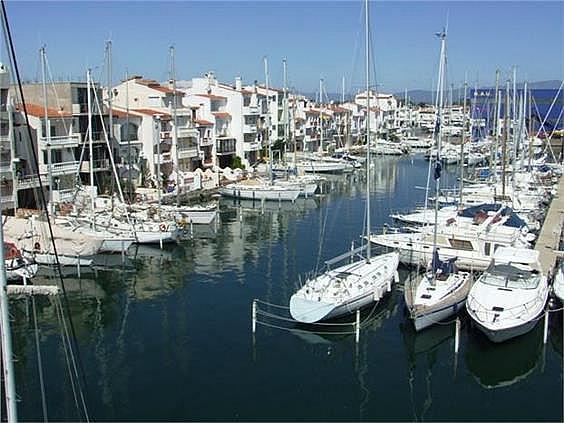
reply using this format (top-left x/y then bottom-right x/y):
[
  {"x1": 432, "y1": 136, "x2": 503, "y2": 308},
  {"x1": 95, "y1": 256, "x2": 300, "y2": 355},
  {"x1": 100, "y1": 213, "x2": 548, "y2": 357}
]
[{"x1": 434, "y1": 160, "x2": 442, "y2": 180}]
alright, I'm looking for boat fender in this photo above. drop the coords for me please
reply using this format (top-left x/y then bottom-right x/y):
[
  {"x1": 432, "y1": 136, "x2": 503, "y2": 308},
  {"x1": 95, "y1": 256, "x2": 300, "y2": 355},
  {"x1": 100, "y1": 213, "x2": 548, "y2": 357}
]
[
  {"x1": 393, "y1": 271, "x2": 399, "y2": 284},
  {"x1": 34, "y1": 242, "x2": 41, "y2": 251},
  {"x1": 160, "y1": 224, "x2": 167, "y2": 232}
]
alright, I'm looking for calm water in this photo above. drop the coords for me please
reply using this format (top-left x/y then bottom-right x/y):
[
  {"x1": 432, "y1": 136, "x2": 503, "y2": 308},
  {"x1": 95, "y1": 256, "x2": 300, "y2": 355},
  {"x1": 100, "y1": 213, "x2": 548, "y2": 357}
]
[{"x1": 12, "y1": 156, "x2": 564, "y2": 421}]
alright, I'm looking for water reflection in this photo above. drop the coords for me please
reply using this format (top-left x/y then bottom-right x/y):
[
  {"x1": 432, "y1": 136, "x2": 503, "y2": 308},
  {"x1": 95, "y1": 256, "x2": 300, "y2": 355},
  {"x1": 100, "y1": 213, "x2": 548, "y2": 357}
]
[{"x1": 466, "y1": 325, "x2": 544, "y2": 389}]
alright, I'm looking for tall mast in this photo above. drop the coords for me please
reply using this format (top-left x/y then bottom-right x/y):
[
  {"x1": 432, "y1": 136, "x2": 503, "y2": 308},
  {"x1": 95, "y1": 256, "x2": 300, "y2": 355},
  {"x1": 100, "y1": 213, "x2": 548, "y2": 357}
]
[
  {"x1": 528, "y1": 87, "x2": 532, "y2": 169},
  {"x1": 106, "y1": 40, "x2": 113, "y2": 143},
  {"x1": 0, "y1": 201, "x2": 18, "y2": 422},
  {"x1": 125, "y1": 69, "x2": 132, "y2": 201},
  {"x1": 40, "y1": 46, "x2": 53, "y2": 216},
  {"x1": 319, "y1": 78, "x2": 324, "y2": 152},
  {"x1": 155, "y1": 116, "x2": 162, "y2": 212},
  {"x1": 365, "y1": 0, "x2": 371, "y2": 261},
  {"x1": 492, "y1": 69, "x2": 500, "y2": 181},
  {"x1": 263, "y1": 57, "x2": 272, "y2": 182},
  {"x1": 170, "y1": 46, "x2": 180, "y2": 206},
  {"x1": 433, "y1": 28, "x2": 447, "y2": 257},
  {"x1": 458, "y1": 79, "x2": 467, "y2": 207},
  {"x1": 502, "y1": 79, "x2": 509, "y2": 198},
  {"x1": 283, "y1": 58, "x2": 288, "y2": 162},
  {"x1": 87, "y1": 69, "x2": 96, "y2": 223}
]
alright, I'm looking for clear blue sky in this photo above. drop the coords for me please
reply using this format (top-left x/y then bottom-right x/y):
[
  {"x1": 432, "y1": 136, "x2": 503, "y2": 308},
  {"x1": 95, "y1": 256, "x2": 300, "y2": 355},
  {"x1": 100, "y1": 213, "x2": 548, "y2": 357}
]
[{"x1": 3, "y1": 1, "x2": 563, "y2": 94}]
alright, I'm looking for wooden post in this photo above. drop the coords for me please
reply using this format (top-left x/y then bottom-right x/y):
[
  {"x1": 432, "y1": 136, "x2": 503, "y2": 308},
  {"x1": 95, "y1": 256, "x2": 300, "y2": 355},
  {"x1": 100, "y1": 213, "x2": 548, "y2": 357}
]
[
  {"x1": 121, "y1": 240, "x2": 125, "y2": 265},
  {"x1": 76, "y1": 256, "x2": 81, "y2": 279},
  {"x1": 543, "y1": 310, "x2": 549, "y2": 344},
  {"x1": 355, "y1": 309, "x2": 360, "y2": 344},
  {"x1": 252, "y1": 300, "x2": 257, "y2": 334},
  {"x1": 454, "y1": 318, "x2": 460, "y2": 354}
]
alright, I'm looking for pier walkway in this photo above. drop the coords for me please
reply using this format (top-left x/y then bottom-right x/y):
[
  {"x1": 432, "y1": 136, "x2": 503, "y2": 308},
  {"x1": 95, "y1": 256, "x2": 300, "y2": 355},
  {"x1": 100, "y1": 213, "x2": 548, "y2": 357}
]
[{"x1": 535, "y1": 174, "x2": 564, "y2": 275}]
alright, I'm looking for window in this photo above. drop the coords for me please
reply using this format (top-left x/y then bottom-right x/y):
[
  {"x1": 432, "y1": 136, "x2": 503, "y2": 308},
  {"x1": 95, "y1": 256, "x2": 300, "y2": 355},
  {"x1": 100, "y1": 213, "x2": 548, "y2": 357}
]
[
  {"x1": 485, "y1": 242, "x2": 491, "y2": 256},
  {"x1": 449, "y1": 239, "x2": 474, "y2": 251}
]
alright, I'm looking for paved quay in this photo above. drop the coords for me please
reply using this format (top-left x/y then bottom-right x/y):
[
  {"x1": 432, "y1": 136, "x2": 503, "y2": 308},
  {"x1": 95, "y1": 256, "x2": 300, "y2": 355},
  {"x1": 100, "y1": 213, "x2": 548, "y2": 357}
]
[{"x1": 535, "y1": 173, "x2": 564, "y2": 275}]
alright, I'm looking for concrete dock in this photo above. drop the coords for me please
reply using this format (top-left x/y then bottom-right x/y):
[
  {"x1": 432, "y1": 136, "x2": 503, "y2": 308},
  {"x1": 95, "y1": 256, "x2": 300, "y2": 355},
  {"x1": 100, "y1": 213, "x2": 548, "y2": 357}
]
[{"x1": 535, "y1": 174, "x2": 564, "y2": 275}]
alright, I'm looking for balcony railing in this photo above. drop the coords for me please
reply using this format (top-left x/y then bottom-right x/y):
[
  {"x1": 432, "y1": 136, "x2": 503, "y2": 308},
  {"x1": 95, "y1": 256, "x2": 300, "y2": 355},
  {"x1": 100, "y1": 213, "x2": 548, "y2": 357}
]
[
  {"x1": 176, "y1": 127, "x2": 198, "y2": 138},
  {"x1": 17, "y1": 175, "x2": 42, "y2": 189},
  {"x1": 243, "y1": 105, "x2": 260, "y2": 115},
  {"x1": 52, "y1": 188, "x2": 75, "y2": 203},
  {"x1": 216, "y1": 139, "x2": 236, "y2": 155},
  {"x1": 243, "y1": 141, "x2": 261, "y2": 152},
  {"x1": 80, "y1": 159, "x2": 110, "y2": 173},
  {"x1": 200, "y1": 137, "x2": 213, "y2": 147},
  {"x1": 178, "y1": 147, "x2": 199, "y2": 159},
  {"x1": 40, "y1": 134, "x2": 81, "y2": 149},
  {"x1": 243, "y1": 124, "x2": 257, "y2": 134},
  {"x1": 154, "y1": 152, "x2": 173, "y2": 163},
  {"x1": 40, "y1": 161, "x2": 80, "y2": 176}
]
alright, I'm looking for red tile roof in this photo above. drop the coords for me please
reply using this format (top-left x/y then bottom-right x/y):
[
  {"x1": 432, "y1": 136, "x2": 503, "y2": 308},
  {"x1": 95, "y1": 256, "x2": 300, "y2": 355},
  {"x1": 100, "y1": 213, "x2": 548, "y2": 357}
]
[
  {"x1": 196, "y1": 93, "x2": 227, "y2": 101},
  {"x1": 132, "y1": 77, "x2": 184, "y2": 96},
  {"x1": 212, "y1": 111, "x2": 231, "y2": 119},
  {"x1": 18, "y1": 103, "x2": 72, "y2": 118},
  {"x1": 194, "y1": 119, "x2": 214, "y2": 126},
  {"x1": 134, "y1": 109, "x2": 172, "y2": 119},
  {"x1": 111, "y1": 108, "x2": 140, "y2": 118}
]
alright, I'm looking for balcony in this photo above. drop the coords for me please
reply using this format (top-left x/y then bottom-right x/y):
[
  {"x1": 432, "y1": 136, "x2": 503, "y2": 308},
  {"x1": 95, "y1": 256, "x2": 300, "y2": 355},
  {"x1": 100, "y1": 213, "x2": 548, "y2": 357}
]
[
  {"x1": 0, "y1": 161, "x2": 11, "y2": 175},
  {"x1": 41, "y1": 161, "x2": 80, "y2": 176},
  {"x1": 200, "y1": 137, "x2": 213, "y2": 147},
  {"x1": 177, "y1": 127, "x2": 198, "y2": 138},
  {"x1": 216, "y1": 138, "x2": 236, "y2": 155},
  {"x1": 243, "y1": 105, "x2": 260, "y2": 115},
  {"x1": 17, "y1": 175, "x2": 42, "y2": 189},
  {"x1": 243, "y1": 141, "x2": 261, "y2": 152},
  {"x1": 178, "y1": 147, "x2": 199, "y2": 159},
  {"x1": 243, "y1": 124, "x2": 258, "y2": 134},
  {"x1": 160, "y1": 131, "x2": 172, "y2": 140},
  {"x1": 52, "y1": 188, "x2": 75, "y2": 203},
  {"x1": 154, "y1": 152, "x2": 173, "y2": 163},
  {"x1": 80, "y1": 159, "x2": 110, "y2": 173},
  {"x1": 40, "y1": 134, "x2": 81, "y2": 149}
]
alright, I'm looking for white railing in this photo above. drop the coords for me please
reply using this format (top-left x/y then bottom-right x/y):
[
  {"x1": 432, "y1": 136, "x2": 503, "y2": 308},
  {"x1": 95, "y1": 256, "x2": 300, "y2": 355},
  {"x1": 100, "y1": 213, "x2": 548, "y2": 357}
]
[
  {"x1": 154, "y1": 152, "x2": 172, "y2": 163},
  {"x1": 177, "y1": 127, "x2": 198, "y2": 138},
  {"x1": 79, "y1": 159, "x2": 110, "y2": 173},
  {"x1": 178, "y1": 147, "x2": 199, "y2": 159},
  {"x1": 39, "y1": 134, "x2": 81, "y2": 149},
  {"x1": 200, "y1": 137, "x2": 213, "y2": 146},
  {"x1": 243, "y1": 105, "x2": 260, "y2": 115},
  {"x1": 17, "y1": 176, "x2": 42, "y2": 189},
  {"x1": 52, "y1": 188, "x2": 75, "y2": 203},
  {"x1": 40, "y1": 161, "x2": 80, "y2": 176},
  {"x1": 243, "y1": 141, "x2": 261, "y2": 152},
  {"x1": 243, "y1": 124, "x2": 257, "y2": 134}
]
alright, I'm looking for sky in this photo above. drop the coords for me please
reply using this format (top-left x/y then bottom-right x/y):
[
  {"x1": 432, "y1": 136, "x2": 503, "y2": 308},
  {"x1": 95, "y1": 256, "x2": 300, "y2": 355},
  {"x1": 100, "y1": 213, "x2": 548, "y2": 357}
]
[{"x1": 2, "y1": 1, "x2": 563, "y2": 95}]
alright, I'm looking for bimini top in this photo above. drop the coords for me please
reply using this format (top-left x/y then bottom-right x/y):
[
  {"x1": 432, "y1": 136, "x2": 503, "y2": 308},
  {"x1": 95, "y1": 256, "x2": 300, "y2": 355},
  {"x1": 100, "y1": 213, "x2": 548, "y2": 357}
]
[{"x1": 493, "y1": 247, "x2": 539, "y2": 266}]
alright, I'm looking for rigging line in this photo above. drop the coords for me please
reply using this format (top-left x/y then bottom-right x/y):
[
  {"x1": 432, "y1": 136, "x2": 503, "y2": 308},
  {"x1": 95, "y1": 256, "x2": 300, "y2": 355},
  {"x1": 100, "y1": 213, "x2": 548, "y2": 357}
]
[
  {"x1": 31, "y1": 296, "x2": 48, "y2": 422},
  {"x1": 56, "y1": 297, "x2": 90, "y2": 422},
  {"x1": 531, "y1": 96, "x2": 558, "y2": 161},
  {"x1": 0, "y1": 0, "x2": 90, "y2": 406},
  {"x1": 348, "y1": 1, "x2": 364, "y2": 96},
  {"x1": 53, "y1": 297, "x2": 81, "y2": 419},
  {"x1": 534, "y1": 80, "x2": 564, "y2": 139}
]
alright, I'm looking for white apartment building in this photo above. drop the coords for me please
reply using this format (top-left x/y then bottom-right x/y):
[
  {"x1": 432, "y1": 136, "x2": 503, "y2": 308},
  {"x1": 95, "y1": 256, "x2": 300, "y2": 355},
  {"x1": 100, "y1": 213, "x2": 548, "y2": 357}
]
[
  {"x1": 0, "y1": 64, "x2": 15, "y2": 212},
  {"x1": 179, "y1": 72, "x2": 263, "y2": 169},
  {"x1": 110, "y1": 76, "x2": 201, "y2": 189}
]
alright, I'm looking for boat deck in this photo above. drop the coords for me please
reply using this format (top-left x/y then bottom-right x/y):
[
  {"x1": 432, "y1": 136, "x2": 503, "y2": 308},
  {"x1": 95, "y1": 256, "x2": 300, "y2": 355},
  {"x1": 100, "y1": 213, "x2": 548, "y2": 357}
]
[{"x1": 535, "y1": 174, "x2": 564, "y2": 275}]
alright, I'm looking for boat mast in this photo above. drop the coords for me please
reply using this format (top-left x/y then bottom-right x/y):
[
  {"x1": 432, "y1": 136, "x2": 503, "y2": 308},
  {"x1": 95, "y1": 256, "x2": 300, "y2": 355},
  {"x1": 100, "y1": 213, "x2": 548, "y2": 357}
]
[
  {"x1": 433, "y1": 28, "x2": 447, "y2": 257},
  {"x1": 125, "y1": 69, "x2": 132, "y2": 201},
  {"x1": 502, "y1": 79, "x2": 509, "y2": 198},
  {"x1": 365, "y1": 0, "x2": 371, "y2": 261},
  {"x1": 492, "y1": 69, "x2": 500, "y2": 183},
  {"x1": 528, "y1": 87, "x2": 532, "y2": 169},
  {"x1": 106, "y1": 40, "x2": 113, "y2": 143},
  {"x1": 170, "y1": 46, "x2": 180, "y2": 206},
  {"x1": 40, "y1": 46, "x2": 53, "y2": 217},
  {"x1": 0, "y1": 202, "x2": 18, "y2": 422},
  {"x1": 458, "y1": 79, "x2": 467, "y2": 208},
  {"x1": 155, "y1": 115, "x2": 162, "y2": 215},
  {"x1": 319, "y1": 78, "x2": 324, "y2": 153},
  {"x1": 87, "y1": 69, "x2": 96, "y2": 225},
  {"x1": 283, "y1": 58, "x2": 288, "y2": 163},
  {"x1": 263, "y1": 57, "x2": 272, "y2": 182}
]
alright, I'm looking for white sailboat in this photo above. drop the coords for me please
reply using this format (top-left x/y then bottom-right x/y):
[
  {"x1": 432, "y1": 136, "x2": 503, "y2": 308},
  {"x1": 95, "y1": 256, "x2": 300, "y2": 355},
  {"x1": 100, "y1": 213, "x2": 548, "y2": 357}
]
[
  {"x1": 466, "y1": 247, "x2": 548, "y2": 343},
  {"x1": 290, "y1": 0, "x2": 400, "y2": 324},
  {"x1": 403, "y1": 28, "x2": 472, "y2": 331}
]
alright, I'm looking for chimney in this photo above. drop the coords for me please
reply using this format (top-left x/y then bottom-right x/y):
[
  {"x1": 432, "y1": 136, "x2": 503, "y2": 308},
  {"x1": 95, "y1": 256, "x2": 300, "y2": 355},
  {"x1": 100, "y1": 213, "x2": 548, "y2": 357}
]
[{"x1": 235, "y1": 76, "x2": 242, "y2": 91}]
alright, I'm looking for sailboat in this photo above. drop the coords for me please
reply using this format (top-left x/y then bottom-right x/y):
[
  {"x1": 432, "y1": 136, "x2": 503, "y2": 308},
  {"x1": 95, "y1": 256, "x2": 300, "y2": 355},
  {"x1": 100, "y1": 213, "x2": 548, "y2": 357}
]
[
  {"x1": 403, "y1": 28, "x2": 472, "y2": 331},
  {"x1": 289, "y1": 0, "x2": 399, "y2": 324}
]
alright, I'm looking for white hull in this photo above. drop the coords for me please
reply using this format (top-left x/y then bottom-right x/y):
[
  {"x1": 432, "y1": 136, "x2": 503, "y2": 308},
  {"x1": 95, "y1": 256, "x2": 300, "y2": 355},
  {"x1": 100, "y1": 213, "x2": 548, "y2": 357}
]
[
  {"x1": 219, "y1": 185, "x2": 300, "y2": 201},
  {"x1": 413, "y1": 297, "x2": 466, "y2": 331},
  {"x1": 29, "y1": 252, "x2": 93, "y2": 267},
  {"x1": 99, "y1": 238, "x2": 135, "y2": 253},
  {"x1": 5, "y1": 257, "x2": 38, "y2": 281},
  {"x1": 179, "y1": 210, "x2": 217, "y2": 225},
  {"x1": 290, "y1": 252, "x2": 400, "y2": 323},
  {"x1": 472, "y1": 315, "x2": 541, "y2": 343}
]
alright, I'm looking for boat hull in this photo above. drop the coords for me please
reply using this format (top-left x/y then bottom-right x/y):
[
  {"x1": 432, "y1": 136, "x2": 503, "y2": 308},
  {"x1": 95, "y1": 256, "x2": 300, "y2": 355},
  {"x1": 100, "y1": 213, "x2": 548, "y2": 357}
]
[
  {"x1": 219, "y1": 186, "x2": 300, "y2": 201},
  {"x1": 471, "y1": 315, "x2": 542, "y2": 343},
  {"x1": 412, "y1": 297, "x2": 467, "y2": 332}
]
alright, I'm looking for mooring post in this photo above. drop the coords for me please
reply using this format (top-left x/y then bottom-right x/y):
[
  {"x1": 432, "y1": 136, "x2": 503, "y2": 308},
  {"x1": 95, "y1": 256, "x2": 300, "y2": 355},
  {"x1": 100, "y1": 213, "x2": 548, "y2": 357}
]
[
  {"x1": 355, "y1": 309, "x2": 360, "y2": 344},
  {"x1": 543, "y1": 310, "x2": 549, "y2": 344},
  {"x1": 121, "y1": 240, "x2": 125, "y2": 265},
  {"x1": 77, "y1": 255, "x2": 81, "y2": 279},
  {"x1": 252, "y1": 299, "x2": 257, "y2": 334},
  {"x1": 454, "y1": 318, "x2": 460, "y2": 354},
  {"x1": 190, "y1": 219, "x2": 194, "y2": 239},
  {"x1": 350, "y1": 240, "x2": 354, "y2": 264},
  {"x1": 22, "y1": 275, "x2": 27, "y2": 287}
]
